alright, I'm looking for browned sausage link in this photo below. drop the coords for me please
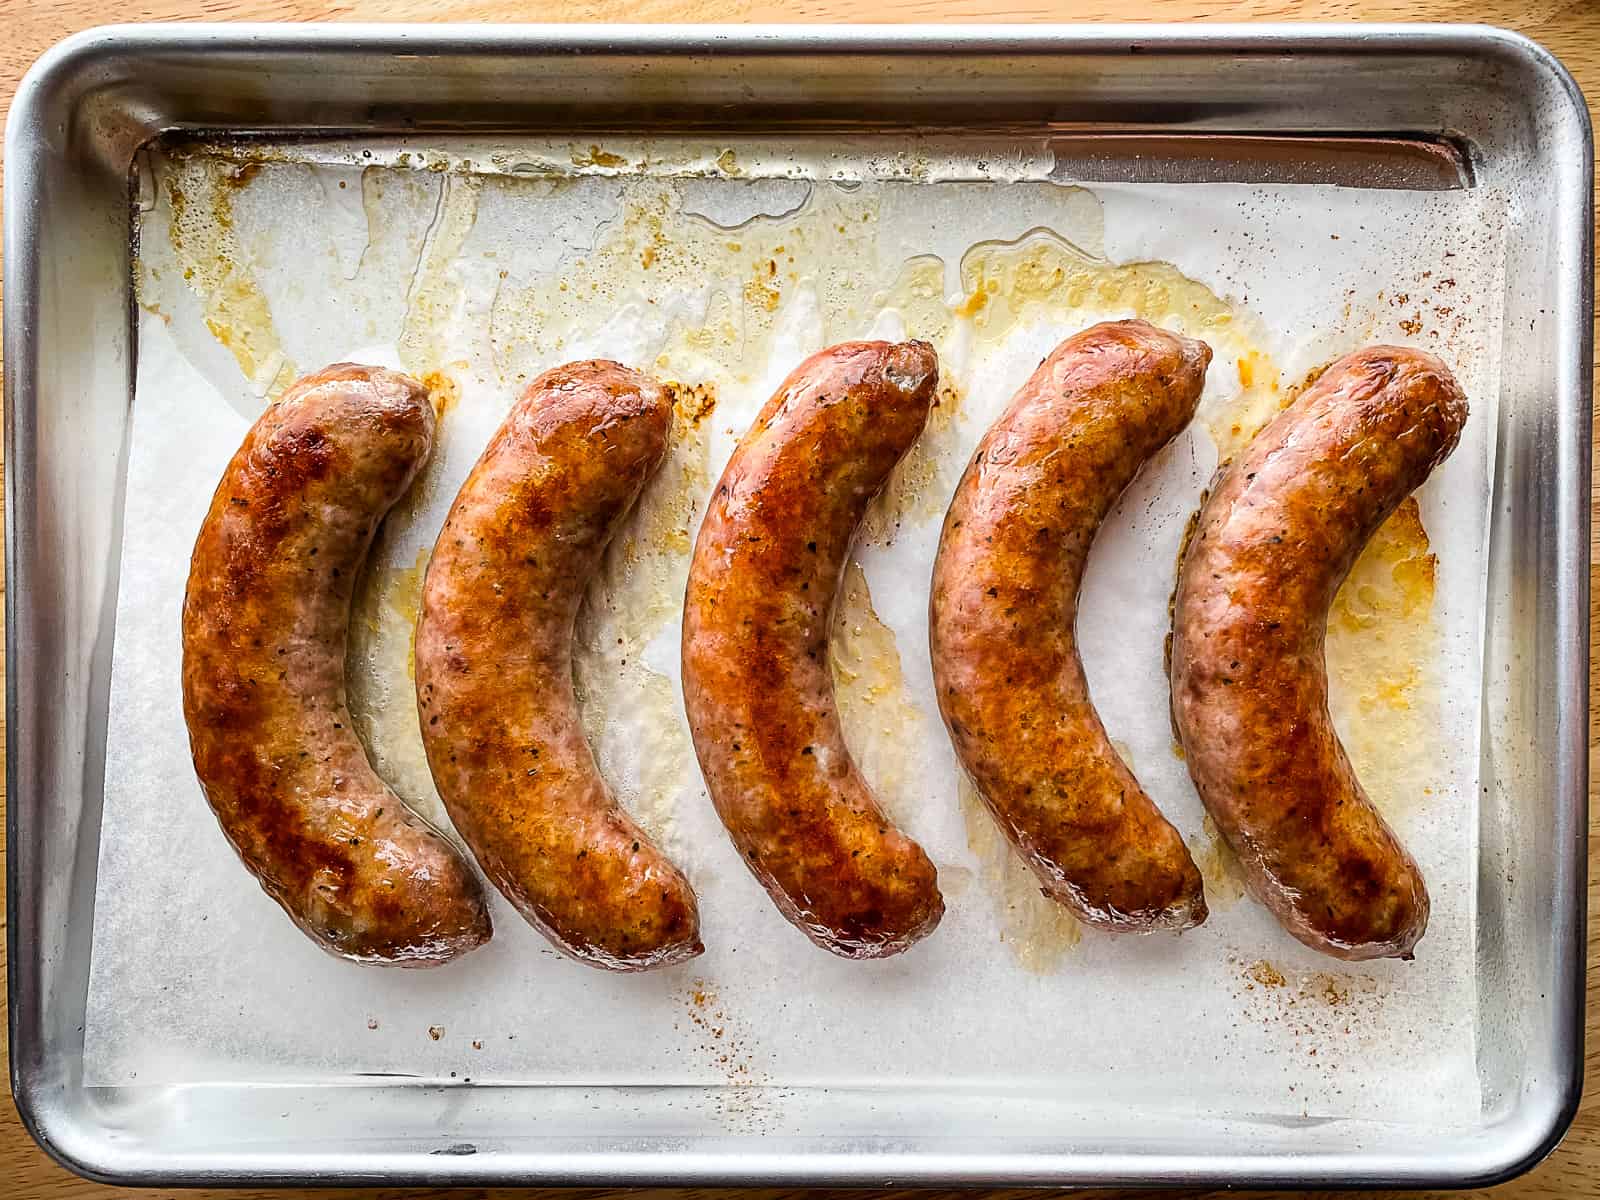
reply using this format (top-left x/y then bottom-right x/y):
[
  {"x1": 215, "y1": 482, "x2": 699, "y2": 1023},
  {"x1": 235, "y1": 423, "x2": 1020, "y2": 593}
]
[
  {"x1": 683, "y1": 341, "x2": 946, "y2": 958},
  {"x1": 930, "y1": 320, "x2": 1211, "y2": 933},
  {"x1": 1170, "y1": 345, "x2": 1468, "y2": 960},
  {"x1": 182, "y1": 363, "x2": 493, "y2": 966},
  {"x1": 415, "y1": 361, "x2": 702, "y2": 971}
]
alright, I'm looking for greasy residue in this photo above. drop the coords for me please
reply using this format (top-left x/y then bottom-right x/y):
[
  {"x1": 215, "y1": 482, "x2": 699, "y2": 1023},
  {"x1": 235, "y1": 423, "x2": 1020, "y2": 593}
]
[
  {"x1": 951, "y1": 227, "x2": 1285, "y2": 471},
  {"x1": 154, "y1": 154, "x2": 297, "y2": 399},
  {"x1": 487, "y1": 177, "x2": 896, "y2": 392},
  {"x1": 1188, "y1": 814, "x2": 1248, "y2": 910},
  {"x1": 571, "y1": 382, "x2": 715, "y2": 856},
  {"x1": 861, "y1": 378, "x2": 965, "y2": 547},
  {"x1": 1213, "y1": 349, "x2": 1286, "y2": 457},
  {"x1": 347, "y1": 546, "x2": 446, "y2": 825},
  {"x1": 1324, "y1": 496, "x2": 1442, "y2": 822},
  {"x1": 397, "y1": 173, "x2": 483, "y2": 380},
  {"x1": 422, "y1": 368, "x2": 461, "y2": 420},
  {"x1": 959, "y1": 227, "x2": 1247, "y2": 344},
  {"x1": 828, "y1": 560, "x2": 928, "y2": 831},
  {"x1": 957, "y1": 775, "x2": 1082, "y2": 973}
]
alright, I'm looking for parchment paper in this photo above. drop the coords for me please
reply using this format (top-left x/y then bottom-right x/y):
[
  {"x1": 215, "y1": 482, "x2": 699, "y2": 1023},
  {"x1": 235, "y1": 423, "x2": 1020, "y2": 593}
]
[{"x1": 87, "y1": 138, "x2": 1504, "y2": 1130}]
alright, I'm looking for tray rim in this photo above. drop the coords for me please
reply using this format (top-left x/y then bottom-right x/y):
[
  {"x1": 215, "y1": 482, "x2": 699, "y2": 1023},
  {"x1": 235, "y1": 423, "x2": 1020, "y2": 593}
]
[{"x1": 4, "y1": 20, "x2": 1591, "y2": 1189}]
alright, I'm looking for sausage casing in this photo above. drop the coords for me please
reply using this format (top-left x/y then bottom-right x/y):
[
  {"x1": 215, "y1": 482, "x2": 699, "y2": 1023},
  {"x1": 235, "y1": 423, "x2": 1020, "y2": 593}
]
[
  {"x1": 682, "y1": 341, "x2": 946, "y2": 958},
  {"x1": 182, "y1": 363, "x2": 493, "y2": 966},
  {"x1": 1170, "y1": 345, "x2": 1468, "y2": 960},
  {"x1": 416, "y1": 361, "x2": 702, "y2": 971},
  {"x1": 930, "y1": 320, "x2": 1211, "y2": 933}
]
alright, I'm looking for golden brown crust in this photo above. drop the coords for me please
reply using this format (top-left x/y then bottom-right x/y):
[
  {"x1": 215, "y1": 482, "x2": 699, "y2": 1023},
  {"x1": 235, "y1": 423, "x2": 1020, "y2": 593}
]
[
  {"x1": 1170, "y1": 345, "x2": 1468, "y2": 961},
  {"x1": 416, "y1": 360, "x2": 702, "y2": 971},
  {"x1": 930, "y1": 320, "x2": 1211, "y2": 933},
  {"x1": 181, "y1": 363, "x2": 493, "y2": 966},
  {"x1": 682, "y1": 341, "x2": 945, "y2": 958}
]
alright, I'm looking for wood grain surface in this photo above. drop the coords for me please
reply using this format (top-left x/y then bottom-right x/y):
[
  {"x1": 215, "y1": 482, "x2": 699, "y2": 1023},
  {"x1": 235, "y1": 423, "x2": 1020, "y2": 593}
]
[{"x1": 1, "y1": 1, "x2": 1596, "y2": 1198}]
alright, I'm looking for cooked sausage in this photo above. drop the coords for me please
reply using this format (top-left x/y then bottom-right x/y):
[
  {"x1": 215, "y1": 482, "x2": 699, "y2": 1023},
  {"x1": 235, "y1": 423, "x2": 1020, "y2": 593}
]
[
  {"x1": 682, "y1": 341, "x2": 945, "y2": 958},
  {"x1": 1170, "y1": 345, "x2": 1468, "y2": 960},
  {"x1": 415, "y1": 361, "x2": 702, "y2": 971},
  {"x1": 929, "y1": 320, "x2": 1211, "y2": 933},
  {"x1": 182, "y1": 363, "x2": 493, "y2": 966}
]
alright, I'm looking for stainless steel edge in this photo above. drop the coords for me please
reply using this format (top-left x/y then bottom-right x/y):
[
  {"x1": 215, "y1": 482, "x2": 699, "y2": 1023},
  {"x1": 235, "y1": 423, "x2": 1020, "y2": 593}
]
[
  {"x1": 1471, "y1": 23, "x2": 1592, "y2": 1186},
  {"x1": 5, "y1": 21, "x2": 63, "y2": 1168},
  {"x1": 3, "y1": 13, "x2": 44, "y2": 1158},
  {"x1": 6, "y1": 22, "x2": 153, "y2": 1184},
  {"x1": 4, "y1": 22, "x2": 1590, "y2": 1187},
  {"x1": 1538, "y1": 17, "x2": 1593, "y2": 1175},
  {"x1": 4, "y1": 20, "x2": 1581, "y2": 137}
]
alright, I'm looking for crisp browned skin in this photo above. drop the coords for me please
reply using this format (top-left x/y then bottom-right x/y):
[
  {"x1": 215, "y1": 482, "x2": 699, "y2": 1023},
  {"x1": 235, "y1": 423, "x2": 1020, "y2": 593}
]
[
  {"x1": 1171, "y1": 345, "x2": 1468, "y2": 961},
  {"x1": 416, "y1": 361, "x2": 701, "y2": 971},
  {"x1": 182, "y1": 363, "x2": 493, "y2": 966},
  {"x1": 929, "y1": 321, "x2": 1210, "y2": 933},
  {"x1": 683, "y1": 341, "x2": 945, "y2": 958}
]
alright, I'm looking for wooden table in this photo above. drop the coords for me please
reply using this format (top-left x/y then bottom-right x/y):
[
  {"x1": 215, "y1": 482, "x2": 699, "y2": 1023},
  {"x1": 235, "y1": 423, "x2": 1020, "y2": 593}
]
[{"x1": 2, "y1": 1, "x2": 1596, "y2": 1198}]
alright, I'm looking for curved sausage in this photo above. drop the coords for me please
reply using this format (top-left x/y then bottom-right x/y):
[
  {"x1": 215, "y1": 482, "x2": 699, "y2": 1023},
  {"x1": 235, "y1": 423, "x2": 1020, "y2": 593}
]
[
  {"x1": 930, "y1": 320, "x2": 1211, "y2": 933},
  {"x1": 415, "y1": 361, "x2": 702, "y2": 971},
  {"x1": 182, "y1": 363, "x2": 493, "y2": 966},
  {"x1": 682, "y1": 341, "x2": 945, "y2": 958},
  {"x1": 1170, "y1": 345, "x2": 1468, "y2": 960}
]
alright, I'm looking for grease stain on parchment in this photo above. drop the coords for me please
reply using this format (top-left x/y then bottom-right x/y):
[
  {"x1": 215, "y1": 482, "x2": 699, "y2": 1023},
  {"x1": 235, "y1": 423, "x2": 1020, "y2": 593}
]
[
  {"x1": 155, "y1": 155, "x2": 297, "y2": 401},
  {"x1": 957, "y1": 775, "x2": 1082, "y2": 974},
  {"x1": 828, "y1": 560, "x2": 928, "y2": 832},
  {"x1": 860, "y1": 377, "x2": 965, "y2": 548},
  {"x1": 488, "y1": 178, "x2": 893, "y2": 390},
  {"x1": 347, "y1": 546, "x2": 446, "y2": 826},
  {"x1": 1187, "y1": 813, "x2": 1248, "y2": 910},
  {"x1": 397, "y1": 173, "x2": 484, "y2": 380},
  {"x1": 872, "y1": 253, "x2": 957, "y2": 347},
  {"x1": 952, "y1": 226, "x2": 1286, "y2": 464},
  {"x1": 1210, "y1": 349, "x2": 1288, "y2": 458},
  {"x1": 572, "y1": 643, "x2": 687, "y2": 851},
  {"x1": 571, "y1": 381, "x2": 716, "y2": 856},
  {"x1": 959, "y1": 227, "x2": 1242, "y2": 342},
  {"x1": 862, "y1": 228, "x2": 1279, "y2": 549},
  {"x1": 1325, "y1": 496, "x2": 1441, "y2": 822}
]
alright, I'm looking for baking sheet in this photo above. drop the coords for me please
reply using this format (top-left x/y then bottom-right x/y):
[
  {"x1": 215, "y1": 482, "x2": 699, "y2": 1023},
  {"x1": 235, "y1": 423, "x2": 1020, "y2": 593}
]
[{"x1": 87, "y1": 138, "x2": 1503, "y2": 1130}]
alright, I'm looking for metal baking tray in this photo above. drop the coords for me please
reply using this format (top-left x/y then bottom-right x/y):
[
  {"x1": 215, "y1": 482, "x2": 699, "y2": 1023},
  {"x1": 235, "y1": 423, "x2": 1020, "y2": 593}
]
[{"x1": 5, "y1": 22, "x2": 1590, "y2": 1187}]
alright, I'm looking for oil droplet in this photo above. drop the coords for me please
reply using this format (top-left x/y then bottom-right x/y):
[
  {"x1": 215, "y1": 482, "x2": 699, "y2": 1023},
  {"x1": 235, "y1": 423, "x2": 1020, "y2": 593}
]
[
  {"x1": 572, "y1": 144, "x2": 630, "y2": 170},
  {"x1": 422, "y1": 368, "x2": 461, "y2": 421}
]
